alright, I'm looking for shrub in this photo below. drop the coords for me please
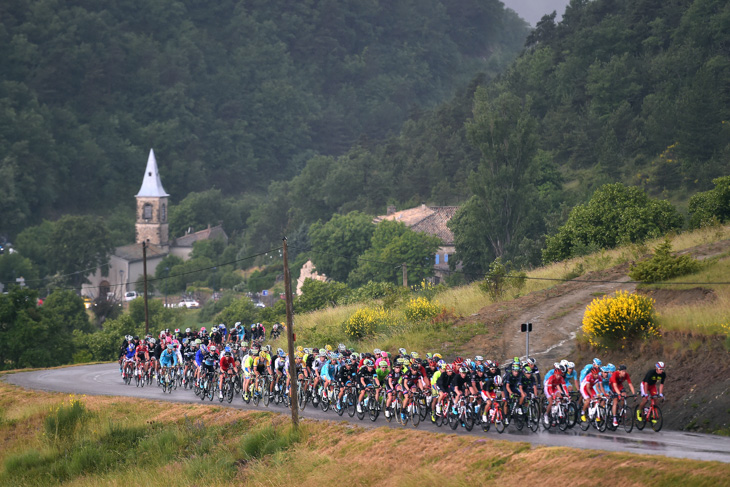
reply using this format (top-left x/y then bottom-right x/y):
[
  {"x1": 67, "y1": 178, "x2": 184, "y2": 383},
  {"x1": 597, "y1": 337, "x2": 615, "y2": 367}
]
[
  {"x1": 346, "y1": 281, "x2": 400, "y2": 303},
  {"x1": 582, "y1": 290, "x2": 660, "y2": 349},
  {"x1": 478, "y1": 258, "x2": 526, "y2": 300},
  {"x1": 628, "y1": 238, "x2": 702, "y2": 283},
  {"x1": 296, "y1": 279, "x2": 351, "y2": 312},
  {"x1": 404, "y1": 297, "x2": 443, "y2": 322},
  {"x1": 343, "y1": 307, "x2": 389, "y2": 339},
  {"x1": 44, "y1": 395, "x2": 88, "y2": 446}
]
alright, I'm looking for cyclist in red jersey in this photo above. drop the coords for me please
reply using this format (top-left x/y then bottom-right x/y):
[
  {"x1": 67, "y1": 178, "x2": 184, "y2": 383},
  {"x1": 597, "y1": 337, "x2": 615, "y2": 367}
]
[
  {"x1": 218, "y1": 348, "x2": 238, "y2": 399},
  {"x1": 579, "y1": 366, "x2": 604, "y2": 422},
  {"x1": 545, "y1": 365, "x2": 569, "y2": 424},
  {"x1": 609, "y1": 364, "x2": 635, "y2": 426}
]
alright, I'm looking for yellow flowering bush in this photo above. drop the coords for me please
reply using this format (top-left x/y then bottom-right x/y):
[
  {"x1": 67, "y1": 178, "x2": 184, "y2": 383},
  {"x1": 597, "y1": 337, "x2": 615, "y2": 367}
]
[
  {"x1": 582, "y1": 290, "x2": 660, "y2": 349},
  {"x1": 404, "y1": 296, "x2": 443, "y2": 323},
  {"x1": 343, "y1": 307, "x2": 390, "y2": 339}
]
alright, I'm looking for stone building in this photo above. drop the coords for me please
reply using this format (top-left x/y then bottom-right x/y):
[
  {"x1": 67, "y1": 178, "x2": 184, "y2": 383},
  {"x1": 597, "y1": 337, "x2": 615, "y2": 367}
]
[{"x1": 83, "y1": 149, "x2": 226, "y2": 300}]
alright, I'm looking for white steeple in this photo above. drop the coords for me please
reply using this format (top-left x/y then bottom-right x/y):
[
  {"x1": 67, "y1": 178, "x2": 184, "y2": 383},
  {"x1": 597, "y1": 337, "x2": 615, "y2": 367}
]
[{"x1": 136, "y1": 149, "x2": 169, "y2": 197}]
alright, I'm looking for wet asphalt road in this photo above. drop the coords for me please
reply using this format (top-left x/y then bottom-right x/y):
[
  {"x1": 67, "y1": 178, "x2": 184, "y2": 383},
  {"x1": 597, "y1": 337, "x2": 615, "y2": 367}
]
[{"x1": 4, "y1": 363, "x2": 730, "y2": 463}]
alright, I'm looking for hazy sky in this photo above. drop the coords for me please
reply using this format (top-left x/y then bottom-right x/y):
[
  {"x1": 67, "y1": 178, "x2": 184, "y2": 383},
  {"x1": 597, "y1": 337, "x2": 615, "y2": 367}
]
[{"x1": 501, "y1": 0, "x2": 570, "y2": 26}]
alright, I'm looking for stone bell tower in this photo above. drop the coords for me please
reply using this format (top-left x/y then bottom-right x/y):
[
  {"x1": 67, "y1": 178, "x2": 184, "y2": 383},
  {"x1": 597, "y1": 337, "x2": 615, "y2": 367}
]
[{"x1": 135, "y1": 149, "x2": 169, "y2": 246}]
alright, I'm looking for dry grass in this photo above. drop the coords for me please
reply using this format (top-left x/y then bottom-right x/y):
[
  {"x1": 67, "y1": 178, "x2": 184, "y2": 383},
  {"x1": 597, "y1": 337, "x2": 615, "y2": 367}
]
[{"x1": 1, "y1": 383, "x2": 728, "y2": 486}]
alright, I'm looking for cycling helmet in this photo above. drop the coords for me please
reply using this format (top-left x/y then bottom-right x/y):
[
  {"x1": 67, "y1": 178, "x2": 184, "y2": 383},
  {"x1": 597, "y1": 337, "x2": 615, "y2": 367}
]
[
  {"x1": 474, "y1": 355, "x2": 484, "y2": 362},
  {"x1": 511, "y1": 364, "x2": 520, "y2": 371},
  {"x1": 600, "y1": 366, "x2": 608, "y2": 373},
  {"x1": 224, "y1": 351, "x2": 231, "y2": 357},
  {"x1": 235, "y1": 322, "x2": 241, "y2": 328},
  {"x1": 398, "y1": 348, "x2": 407, "y2": 355},
  {"x1": 219, "y1": 324, "x2": 225, "y2": 329},
  {"x1": 325, "y1": 344, "x2": 333, "y2": 352},
  {"x1": 592, "y1": 358, "x2": 602, "y2": 367},
  {"x1": 426, "y1": 353, "x2": 433, "y2": 359},
  {"x1": 558, "y1": 365, "x2": 567, "y2": 374},
  {"x1": 373, "y1": 348, "x2": 381, "y2": 355},
  {"x1": 553, "y1": 362, "x2": 560, "y2": 370},
  {"x1": 523, "y1": 366, "x2": 532, "y2": 374},
  {"x1": 319, "y1": 350, "x2": 326, "y2": 357},
  {"x1": 410, "y1": 352, "x2": 419, "y2": 359},
  {"x1": 251, "y1": 324, "x2": 256, "y2": 329},
  {"x1": 486, "y1": 360, "x2": 495, "y2": 368},
  {"x1": 459, "y1": 366, "x2": 468, "y2": 374},
  {"x1": 364, "y1": 359, "x2": 374, "y2": 367},
  {"x1": 296, "y1": 346, "x2": 304, "y2": 353},
  {"x1": 165, "y1": 328, "x2": 170, "y2": 334},
  {"x1": 224, "y1": 346, "x2": 231, "y2": 353},
  {"x1": 149, "y1": 338, "x2": 156, "y2": 345},
  {"x1": 381, "y1": 351, "x2": 388, "y2": 358},
  {"x1": 312, "y1": 348, "x2": 319, "y2": 354},
  {"x1": 277, "y1": 348, "x2": 285, "y2": 357},
  {"x1": 350, "y1": 353, "x2": 359, "y2": 360},
  {"x1": 265, "y1": 345, "x2": 271, "y2": 352},
  {"x1": 606, "y1": 363, "x2": 617, "y2": 373},
  {"x1": 527, "y1": 357, "x2": 537, "y2": 366},
  {"x1": 560, "y1": 359, "x2": 569, "y2": 367},
  {"x1": 453, "y1": 357, "x2": 464, "y2": 366},
  {"x1": 394, "y1": 362, "x2": 402, "y2": 368},
  {"x1": 428, "y1": 359, "x2": 437, "y2": 367},
  {"x1": 133, "y1": 336, "x2": 139, "y2": 340},
  {"x1": 209, "y1": 346, "x2": 216, "y2": 352},
  {"x1": 345, "y1": 359, "x2": 353, "y2": 366},
  {"x1": 200, "y1": 345, "x2": 208, "y2": 353},
  {"x1": 567, "y1": 361, "x2": 575, "y2": 369},
  {"x1": 437, "y1": 359, "x2": 446, "y2": 369},
  {"x1": 655, "y1": 361, "x2": 665, "y2": 369},
  {"x1": 195, "y1": 339, "x2": 202, "y2": 345},
  {"x1": 166, "y1": 344, "x2": 173, "y2": 350},
  {"x1": 476, "y1": 365, "x2": 485, "y2": 373},
  {"x1": 258, "y1": 351, "x2": 266, "y2": 358},
  {"x1": 493, "y1": 375, "x2": 503, "y2": 386},
  {"x1": 338, "y1": 343, "x2": 346, "y2": 352},
  {"x1": 200, "y1": 327, "x2": 206, "y2": 333},
  {"x1": 185, "y1": 328, "x2": 191, "y2": 333},
  {"x1": 433, "y1": 353, "x2": 442, "y2": 360},
  {"x1": 182, "y1": 338, "x2": 188, "y2": 345},
  {"x1": 591, "y1": 366, "x2": 600, "y2": 374},
  {"x1": 445, "y1": 364, "x2": 454, "y2": 372},
  {"x1": 618, "y1": 364, "x2": 627, "y2": 371},
  {"x1": 411, "y1": 362, "x2": 420, "y2": 370}
]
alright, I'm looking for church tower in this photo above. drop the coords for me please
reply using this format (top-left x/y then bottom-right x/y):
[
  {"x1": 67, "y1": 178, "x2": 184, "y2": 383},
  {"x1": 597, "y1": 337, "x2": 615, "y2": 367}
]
[{"x1": 135, "y1": 149, "x2": 170, "y2": 246}]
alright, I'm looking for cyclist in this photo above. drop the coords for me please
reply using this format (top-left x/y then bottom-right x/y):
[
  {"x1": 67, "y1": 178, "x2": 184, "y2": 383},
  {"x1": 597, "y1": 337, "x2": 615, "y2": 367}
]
[
  {"x1": 384, "y1": 361, "x2": 405, "y2": 418},
  {"x1": 218, "y1": 347, "x2": 237, "y2": 399},
  {"x1": 637, "y1": 361, "x2": 667, "y2": 421},
  {"x1": 609, "y1": 364, "x2": 635, "y2": 427},
  {"x1": 134, "y1": 338, "x2": 151, "y2": 378},
  {"x1": 251, "y1": 350, "x2": 271, "y2": 398},
  {"x1": 580, "y1": 366, "x2": 605, "y2": 423},
  {"x1": 452, "y1": 366, "x2": 472, "y2": 413},
  {"x1": 545, "y1": 364, "x2": 569, "y2": 424},
  {"x1": 480, "y1": 374, "x2": 502, "y2": 423},
  {"x1": 503, "y1": 363, "x2": 522, "y2": 424},
  {"x1": 519, "y1": 366, "x2": 539, "y2": 411},
  {"x1": 159, "y1": 344, "x2": 178, "y2": 386},
  {"x1": 335, "y1": 359, "x2": 357, "y2": 410},
  {"x1": 241, "y1": 347, "x2": 257, "y2": 400},
  {"x1": 580, "y1": 357, "x2": 602, "y2": 383},
  {"x1": 273, "y1": 348, "x2": 288, "y2": 394},
  {"x1": 356, "y1": 359, "x2": 380, "y2": 414},
  {"x1": 401, "y1": 362, "x2": 422, "y2": 421}
]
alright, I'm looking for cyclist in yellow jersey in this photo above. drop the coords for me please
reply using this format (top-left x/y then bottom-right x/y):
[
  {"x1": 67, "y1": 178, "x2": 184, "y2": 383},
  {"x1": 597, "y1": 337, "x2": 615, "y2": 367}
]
[{"x1": 241, "y1": 348, "x2": 257, "y2": 400}]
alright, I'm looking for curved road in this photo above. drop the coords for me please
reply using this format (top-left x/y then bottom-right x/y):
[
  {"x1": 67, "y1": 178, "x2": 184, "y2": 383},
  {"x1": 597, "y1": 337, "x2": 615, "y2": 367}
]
[{"x1": 5, "y1": 364, "x2": 730, "y2": 463}]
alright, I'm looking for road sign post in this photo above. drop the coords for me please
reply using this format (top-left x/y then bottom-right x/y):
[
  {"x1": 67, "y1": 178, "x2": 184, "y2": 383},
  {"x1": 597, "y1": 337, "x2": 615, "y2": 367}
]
[{"x1": 520, "y1": 322, "x2": 533, "y2": 358}]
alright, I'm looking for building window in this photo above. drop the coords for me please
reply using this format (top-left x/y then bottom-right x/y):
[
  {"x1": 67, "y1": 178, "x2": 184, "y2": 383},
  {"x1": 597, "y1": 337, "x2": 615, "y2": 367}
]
[
  {"x1": 143, "y1": 203, "x2": 153, "y2": 221},
  {"x1": 444, "y1": 253, "x2": 449, "y2": 263},
  {"x1": 161, "y1": 203, "x2": 167, "y2": 222},
  {"x1": 435, "y1": 254, "x2": 440, "y2": 265}
]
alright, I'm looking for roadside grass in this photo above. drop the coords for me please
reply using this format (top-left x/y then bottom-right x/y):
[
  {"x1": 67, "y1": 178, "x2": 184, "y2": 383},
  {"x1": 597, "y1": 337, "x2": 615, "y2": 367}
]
[
  {"x1": 1, "y1": 382, "x2": 729, "y2": 486},
  {"x1": 642, "y1": 256, "x2": 730, "y2": 335}
]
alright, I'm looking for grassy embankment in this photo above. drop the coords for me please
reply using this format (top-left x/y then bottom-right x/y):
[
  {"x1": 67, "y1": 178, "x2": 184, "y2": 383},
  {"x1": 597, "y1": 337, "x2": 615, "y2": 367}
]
[
  {"x1": 0, "y1": 382, "x2": 728, "y2": 486},
  {"x1": 269, "y1": 224, "x2": 730, "y2": 352}
]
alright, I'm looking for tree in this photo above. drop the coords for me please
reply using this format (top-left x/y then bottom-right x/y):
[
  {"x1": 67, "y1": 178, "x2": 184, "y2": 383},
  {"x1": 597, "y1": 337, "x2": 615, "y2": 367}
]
[
  {"x1": 0, "y1": 253, "x2": 39, "y2": 289},
  {"x1": 348, "y1": 220, "x2": 442, "y2": 286},
  {"x1": 449, "y1": 90, "x2": 542, "y2": 275},
  {"x1": 216, "y1": 298, "x2": 259, "y2": 328},
  {"x1": 543, "y1": 183, "x2": 683, "y2": 262},
  {"x1": 296, "y1": 278, "x2": 351, "y2": 313},
  {"x1": 688, "y1": 176, "x2": 730, "y2": 228},
  {"x1": 14, "y1": 220, "x2": 55, "y2": 278},
  {"x1": 308, "y1": 211, "x2": 375, "y2": 282},
  {"x1": 49, "y1": 215, "x2": 115, "y2": 289}
]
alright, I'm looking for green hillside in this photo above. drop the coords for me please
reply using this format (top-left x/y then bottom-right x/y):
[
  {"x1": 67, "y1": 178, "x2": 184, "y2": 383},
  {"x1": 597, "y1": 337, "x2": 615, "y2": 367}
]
[{"x1": 0, "y1": 0, "x2": 528, "y2": 234}]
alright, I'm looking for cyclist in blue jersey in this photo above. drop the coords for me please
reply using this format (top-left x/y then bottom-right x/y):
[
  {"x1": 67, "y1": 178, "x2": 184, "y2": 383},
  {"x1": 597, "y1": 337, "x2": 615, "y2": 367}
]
[{"x1": 580, "y1": 358, "x2": 602, "y2": 383}]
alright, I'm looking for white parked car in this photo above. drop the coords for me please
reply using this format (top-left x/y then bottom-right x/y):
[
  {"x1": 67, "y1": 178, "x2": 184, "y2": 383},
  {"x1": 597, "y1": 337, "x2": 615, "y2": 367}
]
[
  {"x1": 124, "y1": 291, "x2": 138, "y2": 302},
  {"x1": 254, "y1": 302, "x2": 266, "y2": 308},
  {"x1": 179, "y1": 298, "x2": 200, "y2": 309}
]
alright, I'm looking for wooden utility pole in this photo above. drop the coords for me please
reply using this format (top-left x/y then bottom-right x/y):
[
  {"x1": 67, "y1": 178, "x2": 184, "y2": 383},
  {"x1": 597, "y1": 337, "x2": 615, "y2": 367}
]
[
  {"x1": 282, "y1": 237, "x2": 299, "y2": 428},
  {"x1": 402, "y1": 263, "x2": 408, "y2": 287},
  {"x1": 142, "y1": 241, "x2": 150, "y2": 335}
]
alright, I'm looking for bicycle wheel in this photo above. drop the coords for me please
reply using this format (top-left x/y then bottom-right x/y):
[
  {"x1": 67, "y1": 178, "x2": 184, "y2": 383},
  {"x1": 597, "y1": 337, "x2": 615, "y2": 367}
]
[
  {"x1": 320, "y1": 391, "x2": 330, "y2": 412},
  {"x1": 448, "y1": 408, "x2": 459, "y2": 430},
  {"x1": 418, "y1": 396, "x2": 429, "y2": 422},
  {"x1": 528, "y1": 402, "x2": 540, "y2": 432},
  {"x1": 297, "y1": 382, "x2": 306, "y2": 410},
  {"x1": 347, "y1": 393, "x2": 356, "y2": 417},
  {"x1": 482, "y1": 411, "x2": 491, "y2": 432},
  {"x1": 633, "y1": 407, "x2": 646, "y2": 430},
  {"x1": 356, "y1": 400, "x2": 365, "y2": 421},
  {"x1": 558, "y1": 405, "x2": 569, "y2": 431},
  {"x1": 463, "y1": 406, "x2": 474, "y2": 431},
  {"x1": 135, "y1": 371, "x2": 141, "y2": 387},
  {"x1": 622, "y1": 406, "x2": 633, "y2": 433},
  {"x1": 494, "y1": 410, "x2": 505, "y2": 434},
  {"x1": 253, "y1": 380, "x2": 261, "y2": 406},
  {"x1": 369, "y1": 396, "x2": 380, "y2": 422},
  {"x1": 579, "y1": 410, "x2": 591, "y2": 431},
  {"x1": 411, "y1": 403, "x2": 420, "y2": 427},
  {"x1": 227, "y1": 381, "x2": 235, "y2": 403},
  {"x1": 650, "y1": 406, "x2": 663, "y2": 432},
  {"x1": 263, "y1": 380, "x2": 272, "y2": 407},
  {"x1": 566, "y1": 403, "x2": 578, "y2": 429},
  {"x1": 595, "y1": 406, "x2": 607, "y2": 432},
  {"x1": 513, "y1": 407, "x2": 524, "y2": 431}
]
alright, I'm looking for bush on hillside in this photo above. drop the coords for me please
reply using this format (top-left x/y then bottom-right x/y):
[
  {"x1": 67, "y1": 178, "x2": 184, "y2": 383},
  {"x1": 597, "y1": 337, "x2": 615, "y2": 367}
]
[
  {"x1": 404, "y1": 297, "x2": 444, "y2": 323},
  {"x1": 296, "y1": 279, "x2": 351, "y2": 313},
  {"x1": 688, "y1": 176, "x2": 730, "y2": 228},
  {"x1": 478, "y1": 258, "x2": 526, "y2": 300},
  {"x1": 582, "y1": 291, "x2": 659, "y2": 349},
  {"x1": 628, "y1": 239, "x2": 702, "y2": 283},
  {"x1": 342, "y1": 307, "x2": 389, "y2": 340}
]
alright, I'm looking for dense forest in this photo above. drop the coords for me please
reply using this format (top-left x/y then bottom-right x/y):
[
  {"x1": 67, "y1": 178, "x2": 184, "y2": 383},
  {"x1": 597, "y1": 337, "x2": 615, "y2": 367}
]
[
  {"x1": 0, "y1": 0, "x2": 528, "y2": 235},
  {"x1": 3, "y1": 0, "x2": 730, "y2": 291}
]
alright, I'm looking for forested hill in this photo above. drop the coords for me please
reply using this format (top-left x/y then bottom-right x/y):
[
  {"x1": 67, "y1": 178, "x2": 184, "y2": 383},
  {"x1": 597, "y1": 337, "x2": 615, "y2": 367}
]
[
  {"x1": 0, "y1": 0, "x2": 528, "y2": 234},
  {"x1": 242, "y1": 0, "x2": 730, "y2": 264}
]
